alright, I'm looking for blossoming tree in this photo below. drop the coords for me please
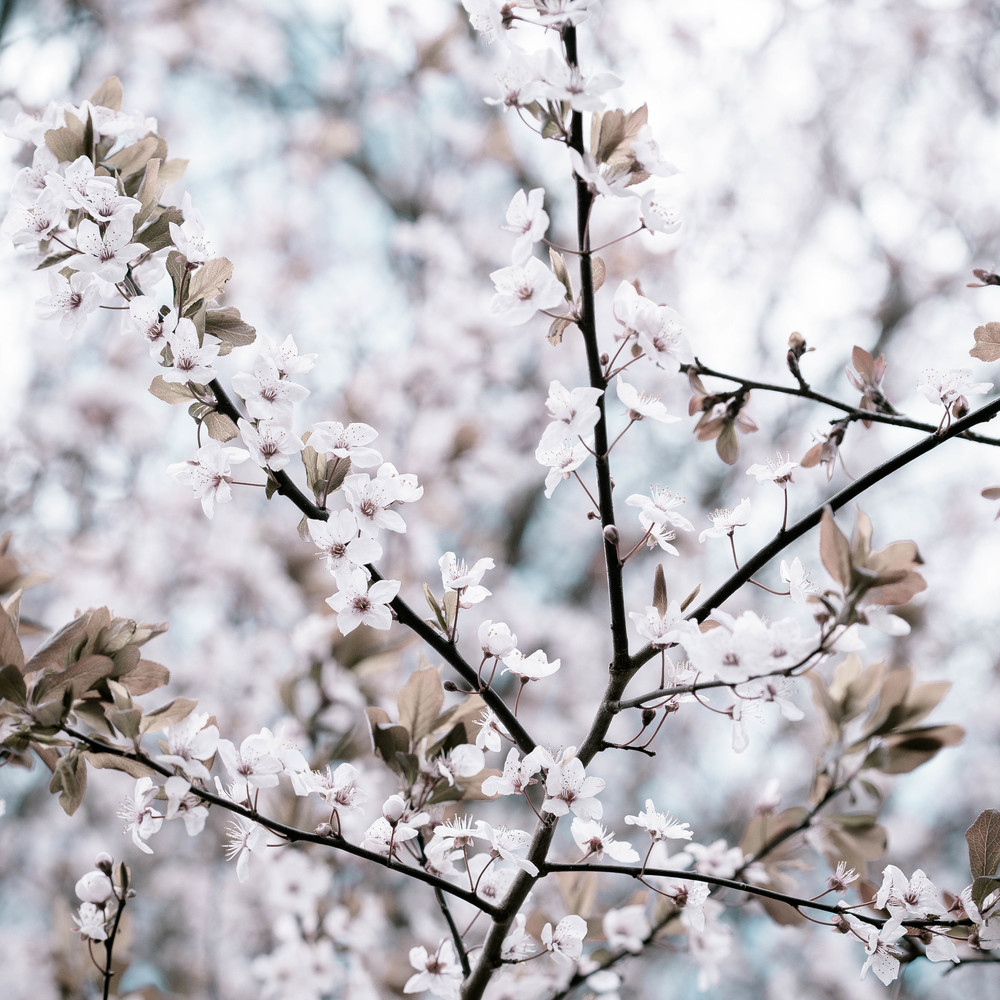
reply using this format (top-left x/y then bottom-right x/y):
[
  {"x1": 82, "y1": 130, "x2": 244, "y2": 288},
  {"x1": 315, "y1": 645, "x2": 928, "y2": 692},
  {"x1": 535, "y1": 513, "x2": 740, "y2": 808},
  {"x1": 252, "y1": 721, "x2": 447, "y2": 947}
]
[{"x1": 2, "y1": 2, "x2": 1000, "y2": 999}]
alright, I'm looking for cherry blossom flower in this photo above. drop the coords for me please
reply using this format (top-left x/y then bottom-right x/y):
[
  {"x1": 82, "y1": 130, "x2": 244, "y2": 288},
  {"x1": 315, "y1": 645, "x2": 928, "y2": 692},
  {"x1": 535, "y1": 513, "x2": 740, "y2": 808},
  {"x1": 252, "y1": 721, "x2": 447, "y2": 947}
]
[
  {"x1": 659, "y1": 878, "x2": 711, "y2": 931},
  {"x1": 616, "y1": 376, "x2": 679, "y2": 423},
  {"x1": 541, "y1": 914, "x2": 587, "y2": 963},
  {"x1": 2, "y1": 187, "x2": 65, "y2": 244},
  {"x1": 73, "y1": 902, "x2": 109, "y2": 941},
  {"x1": 126, "y1": 296, "x2": 175, "y2": 355},
  {"x1": 688, "y1": 839, "x2": 744, "y2": 878},
  {"x1": 169, "y1": 192, "x2": 214, "y2": 263},
  {"x1": 613, "y1": 281, "x2": 692, "y2": 371},
  {"x1": 156, "y1": 711, "x2": 219, "y2": 781},
  {"x1": 231, "y1": 357, "x2": 310, "y2": 421},
  {"x1": 626, "y1": 486, "x2": 693, "y2": 533},
  {"x1": 632, "y1": 125, "x2": 681, "y2": 178},
  {"x1": 439, "y1": 551, "x2": 494, "y2": 607},
  {"x1": 535, "y1": 424, "x2": 593, "y2": 498},
  {"x1": 875, "y1": 864, "x2": 947, "y2": 918},
  {"x1": 628, "y1": 601, "x2": 689, "y2": 648},
  {"x1": 545, "y1": 380, "x2": 603, "y2": 437},
  {"x1": 828, "y1": 861, "x2": 861, "y2": 894},
  {"x1": 503, "y1": 187, "x2": 549, "y2": 264},
  {"x1": 489, "y1": 256, "x2": 566, "y2": 325},
  {"x1": 538, "y1": 49, "x2": 620, "y2": 111},
  {"x1": 163, "y1": 776, "x2": 209, "y2": 836},
  {"x1": 262, "y1": 333, "x2": 316, "y2": 378},
  {"x1": 539, "y1": 747, "x2": 606, "y2": 819},
  {"x1": 571, "y1": 817, "x2": 640, "y2": 863},
  {"x1": 404, "y1": 940, "x2": 463, "y2": 998},
  {"x1": 918, "y1": 367, "x2": 992, "y2": 428},
  {"x1": 624, "y1": 799, "x2": 693, "y2": 843},
  {"x1": 698, "y1": 498, "x2": 751, "y2": 542},
  {"x1": 602, "y1": 904, "x2": 650, "y2": 952},
  {"x1": 167, "y1": 440, "x2": 250, "y2": 519},
  {"x1": 434, "y1": 743, "x2": 486, "y2": 786},
  {"x1": 224, "y1": 816, "x2": 270, "y2": 882},
  {"x1": 746, "y1": 453, "x2": 798, "y2": 487},
  {"x1": 162, "y1": 317, "x2": 220, "y2": 385},
  {"x1": 216, "y1": 732, "x2": 283, "y2": 800},
  {"x1": 239, "y1": 417, "x2": 304, "y2": 472},
  {"x1": 35, "y1": 270, "x2": 99, "y2": 335},
  {"x1": 478, "y1": 620, "x2": 518, "y2": 658},
  {"x1": 485, "y1": 48, "x2": 548, "y2": 109},
  {"x1": 308, "y1": 420, "x2": 382, "y2": 468},
  {"x1": 569, "y1": 147, "x2": 635, "y2": 199},
  {"x1": 481, "y1": 747, "x2": 542, "y2": 797},
  {"x1": 326, "y1": 568, "x2": 400, "y2": 634},
  {"x1": 116, "y1": 776, "x2": 163, "y2": 854},
  {"x1": 475, "y1": 707, "x2": 510, "y2": 752},
  {"x1": 308, "y1": 510, "x2": 382, "y2": 579},
  {"x1": 502, "y1": 648, "x2": 561, "y2": 681},
  {"x1": 855, "y1": 915, "x2": 905, "y2": 986},
  {"x1": 473, "y1": 821, "x2": 539, "y2": 876},
  {"x1": 639, "y1": 189, "x2": 682, "y2": 234},
  {"x1": 533, "y1": 0, "x2": 597, "y2": 27},
  {"x1": 304, "y1": 762, "x2": 367, "y2": 815},
  {"x1": 779, "y1": 557, "x2": 814, "y2": 604},
  {"x1": 74, "y1": 180, "x2": 140, "y2": 224},
  {"x1": 72, "y1": 215, "x2": 145, "y2": 283},
  {"x1": 374, "y1": 462, "x2": 423, "y2": 503},
  {"x1": 501, "y1": 914, "x2": 536, "y2": 961},
  {"x1": 342, "y1": 472, "x2": 406, "y2": 536}
]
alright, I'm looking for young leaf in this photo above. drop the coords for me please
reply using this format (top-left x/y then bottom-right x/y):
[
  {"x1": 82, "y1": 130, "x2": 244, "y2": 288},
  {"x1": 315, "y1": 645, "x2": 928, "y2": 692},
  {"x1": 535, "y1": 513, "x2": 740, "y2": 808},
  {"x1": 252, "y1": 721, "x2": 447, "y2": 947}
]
[
  {"x1": 397, "y1": 666, "x2": 445, "y2": 744},
  {"x1": 819, "y1": 507, "x2": 851, "y2": 591},
  {"x1": 89, "y1": 77, "x2": 124, "y2": 112}
]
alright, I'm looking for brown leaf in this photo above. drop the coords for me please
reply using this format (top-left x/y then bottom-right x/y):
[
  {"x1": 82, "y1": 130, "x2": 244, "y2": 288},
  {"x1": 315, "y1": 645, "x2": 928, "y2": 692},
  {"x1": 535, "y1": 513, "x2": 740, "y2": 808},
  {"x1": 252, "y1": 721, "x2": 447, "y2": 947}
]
[
  {"x1": 89, "y1": 77, "x2": 124, "y2": 111},
  {"x1": 971, "y1": 322, "x2": 1000, "y2": 362},
  {"x1": 966, "y1": 809, "x2": 1000, "y2": 880},
  {"x1": 819, "y1": 508, "x2": 851, "y2": 590},
  {"x1": 397, "y1": 666, "x2": 444, "y2": 744}
]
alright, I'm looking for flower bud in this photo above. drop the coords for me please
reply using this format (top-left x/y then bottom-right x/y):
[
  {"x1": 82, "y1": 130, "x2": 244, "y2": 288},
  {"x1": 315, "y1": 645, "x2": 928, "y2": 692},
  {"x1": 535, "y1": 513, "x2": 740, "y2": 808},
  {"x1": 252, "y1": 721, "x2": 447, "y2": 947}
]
[
  {"x1": 75, "y1": 870, "x2": 114, "y2": 904},
  {"x1": 94, "y1": 852, "x2": 114, "y2": 873},
  {"x1": 382, "y1": 794, "x2": 406, "y2": 824}
]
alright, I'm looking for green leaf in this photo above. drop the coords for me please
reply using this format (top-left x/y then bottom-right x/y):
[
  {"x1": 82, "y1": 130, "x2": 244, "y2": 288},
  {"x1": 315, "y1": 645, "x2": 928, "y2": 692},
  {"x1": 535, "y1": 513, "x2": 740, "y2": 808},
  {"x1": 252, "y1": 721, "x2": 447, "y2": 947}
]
[
  {"x1": 0, "y1": 664, "x2": 27, "y2": 706},
  {"x1": 966, "y1": 809, "x2": 1000, "y2": 880},
  {"x1": 397, "y1": 667, "x2": 445, "y2": 744}
]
